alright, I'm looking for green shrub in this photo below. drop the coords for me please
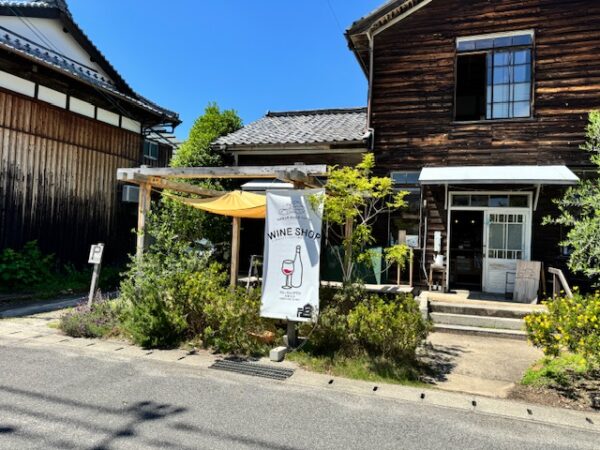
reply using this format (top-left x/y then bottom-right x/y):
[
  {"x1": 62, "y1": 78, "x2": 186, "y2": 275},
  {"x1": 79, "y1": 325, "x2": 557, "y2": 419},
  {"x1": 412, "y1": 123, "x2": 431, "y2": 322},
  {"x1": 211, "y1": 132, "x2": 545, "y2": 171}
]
[
  {"x1": 202, "y1": 287, "x2": 277, "y2": 355},
  {"x1": 348, "y1": 294, "x2": 429, "y2": 359},
  {"x1": 60, "y1": 299, "x2": 123, "y2": 338},
  {"x1": 119, "y1": 238, "x2": 201, "y2": 348},
  {"x1": 302, "y1": 286, "x2": 429, "y2": 361},
  {"x1": 0, "y1": 241, "x2": 54, "y2": 289},
  {"x1": 525, "y1": 290, "x2": 600, "y2": 366},
  {"x1": 119, "y1": 217, "x2": 274, "y2": 353}
]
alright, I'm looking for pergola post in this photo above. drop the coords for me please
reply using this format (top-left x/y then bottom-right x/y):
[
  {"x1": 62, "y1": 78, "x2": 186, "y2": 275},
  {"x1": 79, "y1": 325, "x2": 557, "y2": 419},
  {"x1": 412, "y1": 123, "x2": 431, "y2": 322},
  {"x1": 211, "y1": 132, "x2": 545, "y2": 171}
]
[
  {"x1": 136, "y1": 182, "x2": 152, "y2": 260},
  {"x1": 230, "y1": 216, "x2": 241, "y2": 287}
]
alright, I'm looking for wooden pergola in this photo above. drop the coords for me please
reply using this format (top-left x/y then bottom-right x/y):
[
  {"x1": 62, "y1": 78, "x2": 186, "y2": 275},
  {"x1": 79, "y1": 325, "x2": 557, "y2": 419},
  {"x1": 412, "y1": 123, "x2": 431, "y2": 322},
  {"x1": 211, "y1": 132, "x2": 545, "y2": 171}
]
[{"x1": 116, "y1": 164, "x2": 327, "y2": 286}]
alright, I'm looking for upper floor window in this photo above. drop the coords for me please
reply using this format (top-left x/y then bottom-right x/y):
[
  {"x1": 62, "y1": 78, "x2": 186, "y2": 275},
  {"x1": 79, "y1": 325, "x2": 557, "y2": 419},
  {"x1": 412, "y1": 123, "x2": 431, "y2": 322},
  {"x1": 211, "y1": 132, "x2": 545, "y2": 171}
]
[
  {"x1": 455, "y1": 31, "x2": 533, "y2": 122},
  {"x1": 143, "y1": 141, "x2": 159, "y2": 160}
]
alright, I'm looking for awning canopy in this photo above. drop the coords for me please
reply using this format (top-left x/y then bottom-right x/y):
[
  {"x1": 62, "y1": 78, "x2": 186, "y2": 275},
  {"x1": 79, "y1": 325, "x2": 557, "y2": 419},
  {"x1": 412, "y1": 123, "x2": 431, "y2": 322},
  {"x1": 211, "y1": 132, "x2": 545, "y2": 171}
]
[
  {"x1": 166, "y1": 190, "x2": 266, "y2": 219},
  {"x1": 419, "y1": 165, "x2": 579, "y2": 185}
]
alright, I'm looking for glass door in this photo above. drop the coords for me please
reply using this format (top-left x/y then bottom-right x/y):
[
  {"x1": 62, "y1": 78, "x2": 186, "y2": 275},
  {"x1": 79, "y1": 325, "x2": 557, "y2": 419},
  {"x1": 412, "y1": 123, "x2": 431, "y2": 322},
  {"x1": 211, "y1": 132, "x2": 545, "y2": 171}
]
[{"x1": 483, "y1": 211, "x2": 530, "y2": 294}]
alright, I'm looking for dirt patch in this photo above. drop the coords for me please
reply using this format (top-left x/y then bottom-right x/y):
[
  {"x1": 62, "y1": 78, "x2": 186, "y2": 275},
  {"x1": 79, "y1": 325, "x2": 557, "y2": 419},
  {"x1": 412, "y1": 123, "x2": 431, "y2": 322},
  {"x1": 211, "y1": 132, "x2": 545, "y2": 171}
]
[{"x1": 509, "y1": 370, "x2": 600, "y2": 412}]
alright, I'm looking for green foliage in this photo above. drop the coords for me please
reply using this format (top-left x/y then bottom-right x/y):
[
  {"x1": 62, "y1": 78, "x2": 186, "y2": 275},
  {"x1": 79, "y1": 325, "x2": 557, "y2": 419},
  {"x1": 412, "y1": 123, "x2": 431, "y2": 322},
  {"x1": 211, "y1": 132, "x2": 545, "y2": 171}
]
[
  {"x1": 319, "y1": 154, "x2": 409, "y2": 284},
  {"x1": 119, "y1": 221, "x2": 207, "y2": 348},
  {"x1": 170, "y1": 102, "x2": 242, "y2": 168},
  {"x1": 348, "y1": 295, "x2": 429, "y2": 360},
  {"x1": 525, "y1": 291, "x2": 600, "y2": 367},
  {"x1": 544, "y1": 111, "x2": 600, "y2": 283},
  {"x1": 60, "y1": 299, "x2": 123, "y2": 339},
  {"x1": 0, "y1": 241, "x2": 53, "y2": 289},
  {"x1": 301, "y1": 285, "x2": 429, "y2": 362},
  {"x1": 120, "y1": 213, "x2": 274, "y2": 353},
  {"x1": 0, "y1": 241, "x2": 121, "y2": 297},
  {"x1": 522, "y1": 353, "x2": 589, "y2": 387},
  {"x1": 287, "y1": 351, "x2": 425, "y2": 386},
  {"x1": 202, "y1": 287, "x2": 277, "y2": 355},
  {"x1": 155, "y1": 103, "x2": 242, "y2": 261}
]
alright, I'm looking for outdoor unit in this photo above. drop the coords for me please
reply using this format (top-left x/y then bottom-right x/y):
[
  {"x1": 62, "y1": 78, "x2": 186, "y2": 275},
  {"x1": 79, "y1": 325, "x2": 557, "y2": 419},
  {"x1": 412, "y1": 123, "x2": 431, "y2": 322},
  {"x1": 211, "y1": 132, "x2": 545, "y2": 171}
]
[{"x1": 122, "y1": 185, "x2": 140, "y2": 203}]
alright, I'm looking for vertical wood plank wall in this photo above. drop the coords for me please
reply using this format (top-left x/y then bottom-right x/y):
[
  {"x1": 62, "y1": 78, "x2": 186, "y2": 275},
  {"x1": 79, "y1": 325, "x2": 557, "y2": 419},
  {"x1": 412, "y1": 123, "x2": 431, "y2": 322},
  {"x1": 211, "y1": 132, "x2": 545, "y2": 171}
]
[{"x1": 0, "y1": 88, "x2": 142, "y2": 263}]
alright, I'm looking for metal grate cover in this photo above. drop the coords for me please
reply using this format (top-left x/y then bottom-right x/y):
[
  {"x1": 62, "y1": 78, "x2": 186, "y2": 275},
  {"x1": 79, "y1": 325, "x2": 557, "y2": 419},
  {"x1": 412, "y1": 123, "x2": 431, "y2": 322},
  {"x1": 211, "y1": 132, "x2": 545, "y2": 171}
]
[{"x1": 209, "y1": 359, "x2": 294, "y2": 380}]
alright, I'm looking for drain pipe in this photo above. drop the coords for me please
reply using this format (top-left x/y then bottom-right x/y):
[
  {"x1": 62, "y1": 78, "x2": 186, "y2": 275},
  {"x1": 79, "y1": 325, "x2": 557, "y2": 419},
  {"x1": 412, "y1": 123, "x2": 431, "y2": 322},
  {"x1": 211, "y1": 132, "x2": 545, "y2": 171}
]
[
  {"x1": 366, "y1": 30, "x2": 374, "y2": 131},
  {"x1": 421, "y1": 198, "x2": 429, "y2": 281}
]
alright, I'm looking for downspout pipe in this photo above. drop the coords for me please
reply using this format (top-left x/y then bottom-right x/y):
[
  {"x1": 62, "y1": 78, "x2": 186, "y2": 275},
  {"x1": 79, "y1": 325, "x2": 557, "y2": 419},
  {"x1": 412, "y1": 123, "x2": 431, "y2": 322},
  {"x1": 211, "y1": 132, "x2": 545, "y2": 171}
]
[{"x1": 366, "y1": 30, "x2": 375, "y2": 134}]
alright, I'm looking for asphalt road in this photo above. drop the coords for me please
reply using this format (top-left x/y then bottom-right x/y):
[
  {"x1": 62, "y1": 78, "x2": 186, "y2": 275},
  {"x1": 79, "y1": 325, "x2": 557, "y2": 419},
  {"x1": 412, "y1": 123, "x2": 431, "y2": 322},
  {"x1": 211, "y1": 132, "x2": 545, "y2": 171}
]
[{"x1": 0, "y1": 344, "x2": 598, "y2": 450}]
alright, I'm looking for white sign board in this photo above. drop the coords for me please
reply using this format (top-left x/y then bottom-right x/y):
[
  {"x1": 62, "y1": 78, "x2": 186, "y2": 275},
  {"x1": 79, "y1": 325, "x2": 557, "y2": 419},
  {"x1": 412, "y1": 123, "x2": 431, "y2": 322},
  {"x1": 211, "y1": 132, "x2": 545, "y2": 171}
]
[
  {"x1": 261, "y1": 189, "x2": 324, "y2": 322},
  {"x1": 88, "y1": 243, "x2": 104, "y2": 265}
]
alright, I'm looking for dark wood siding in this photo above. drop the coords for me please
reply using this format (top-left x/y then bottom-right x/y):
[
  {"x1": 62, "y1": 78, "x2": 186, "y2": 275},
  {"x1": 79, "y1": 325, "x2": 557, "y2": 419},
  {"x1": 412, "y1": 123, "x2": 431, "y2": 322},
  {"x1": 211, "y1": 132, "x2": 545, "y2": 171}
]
[
  {"x1": 368, "y1": 0, "x2": 600, "y2": 287},
  {"x1": 0, "y1": 88, "x2": 142, "y2": 263},
  {"x1": 371, "y1": 0, "x2": 600, "y2": 170}
]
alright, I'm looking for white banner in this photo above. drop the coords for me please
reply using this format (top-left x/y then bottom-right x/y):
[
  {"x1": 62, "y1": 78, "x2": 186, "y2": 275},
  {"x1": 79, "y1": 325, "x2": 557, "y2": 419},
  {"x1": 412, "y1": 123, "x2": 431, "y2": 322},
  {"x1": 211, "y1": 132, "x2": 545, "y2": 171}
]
[{"x1": 260, "y1": 189, "x2": 324, "y2": 322}]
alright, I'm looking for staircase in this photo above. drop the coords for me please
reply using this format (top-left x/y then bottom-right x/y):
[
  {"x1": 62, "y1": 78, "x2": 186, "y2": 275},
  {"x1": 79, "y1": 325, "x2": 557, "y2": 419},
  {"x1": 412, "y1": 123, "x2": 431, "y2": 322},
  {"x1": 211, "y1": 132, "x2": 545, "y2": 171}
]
[{"x1": 425, "y1": 294, "x2": 547, "y2": 340}]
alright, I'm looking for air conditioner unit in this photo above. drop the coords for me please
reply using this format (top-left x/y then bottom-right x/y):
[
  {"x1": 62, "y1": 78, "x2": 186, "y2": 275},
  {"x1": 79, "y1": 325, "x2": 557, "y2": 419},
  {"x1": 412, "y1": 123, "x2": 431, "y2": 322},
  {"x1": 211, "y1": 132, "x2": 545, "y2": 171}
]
[{"x1": 122, "y1": 185, "x2": 140, "y2": 203}]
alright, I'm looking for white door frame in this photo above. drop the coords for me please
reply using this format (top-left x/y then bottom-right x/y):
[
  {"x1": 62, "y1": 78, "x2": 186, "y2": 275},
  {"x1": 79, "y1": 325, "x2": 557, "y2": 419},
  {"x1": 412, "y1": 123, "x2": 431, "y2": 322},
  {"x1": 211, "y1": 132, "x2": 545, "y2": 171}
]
[{"x1": 446, "y1": 191, "x2": 533, "y2": 292}]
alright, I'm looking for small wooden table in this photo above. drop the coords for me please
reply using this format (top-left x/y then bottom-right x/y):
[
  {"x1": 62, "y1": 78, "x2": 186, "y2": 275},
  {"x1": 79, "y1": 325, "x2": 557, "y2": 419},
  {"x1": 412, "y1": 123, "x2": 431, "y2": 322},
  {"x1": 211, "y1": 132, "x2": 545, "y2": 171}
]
[{"x1": 428, "y1": 264, "x2": 447, "y2": 292}]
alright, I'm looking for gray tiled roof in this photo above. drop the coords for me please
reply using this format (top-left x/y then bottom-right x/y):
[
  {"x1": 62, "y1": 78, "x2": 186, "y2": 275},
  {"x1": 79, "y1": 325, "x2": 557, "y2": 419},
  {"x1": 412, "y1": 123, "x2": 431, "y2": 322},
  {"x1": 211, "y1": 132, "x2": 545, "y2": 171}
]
[
  {"x1": 215, "y1": 108, "x2": 367, "y2": 147},
  {"x1": 0, "y1": 0, "x2": 179, "y2": 122}
]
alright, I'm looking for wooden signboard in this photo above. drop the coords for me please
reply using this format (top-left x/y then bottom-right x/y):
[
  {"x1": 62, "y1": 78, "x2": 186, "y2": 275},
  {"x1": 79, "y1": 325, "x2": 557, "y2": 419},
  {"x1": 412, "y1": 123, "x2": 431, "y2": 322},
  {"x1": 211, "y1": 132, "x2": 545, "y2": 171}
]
[{"x1": 513, "y1": 260, "x2": 542, "y2": 303}]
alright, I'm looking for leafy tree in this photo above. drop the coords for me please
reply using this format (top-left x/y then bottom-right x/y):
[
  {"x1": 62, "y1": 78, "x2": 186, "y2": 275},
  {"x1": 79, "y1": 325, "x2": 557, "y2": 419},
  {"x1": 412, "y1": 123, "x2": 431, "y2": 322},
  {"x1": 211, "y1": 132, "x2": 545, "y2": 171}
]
[
  {"x1": 170, "y1": 102, "x2": 242, "y2": 168},
  {"x1": 156, "y1": 103, "x2": 243, "y2": 260},
  {"x1": 545, "y1": 111, "x2": 600, "y2": 284},
  {"x1": 319, "y1": 154, "x2": 409, "y2": 285}
]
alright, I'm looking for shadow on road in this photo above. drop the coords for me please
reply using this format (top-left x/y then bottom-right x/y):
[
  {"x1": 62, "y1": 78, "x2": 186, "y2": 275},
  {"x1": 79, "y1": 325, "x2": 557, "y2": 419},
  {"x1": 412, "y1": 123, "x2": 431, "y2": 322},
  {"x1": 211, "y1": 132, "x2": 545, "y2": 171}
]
[{"x1": 0, "y1": 384, "x2": 300, "y2": 449}]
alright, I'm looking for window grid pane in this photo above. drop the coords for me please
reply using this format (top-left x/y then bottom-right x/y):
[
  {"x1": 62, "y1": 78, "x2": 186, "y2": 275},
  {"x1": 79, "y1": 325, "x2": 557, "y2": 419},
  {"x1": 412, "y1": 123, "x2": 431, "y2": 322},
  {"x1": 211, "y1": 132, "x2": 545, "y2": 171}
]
[{"x1": 488, "y1": 48, "x2": 532, "y2": 119}]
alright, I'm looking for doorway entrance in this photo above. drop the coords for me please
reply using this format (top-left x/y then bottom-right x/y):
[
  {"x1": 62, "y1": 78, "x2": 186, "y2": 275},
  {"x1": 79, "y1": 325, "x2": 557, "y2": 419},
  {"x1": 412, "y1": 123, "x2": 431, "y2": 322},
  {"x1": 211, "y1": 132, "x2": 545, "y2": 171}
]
[
  {"x1": 450, "y1": 211, "x2": 484, "y2": 290},
  {"x1": 447, "y1": 192, "x2": 533, "y2": 295}
]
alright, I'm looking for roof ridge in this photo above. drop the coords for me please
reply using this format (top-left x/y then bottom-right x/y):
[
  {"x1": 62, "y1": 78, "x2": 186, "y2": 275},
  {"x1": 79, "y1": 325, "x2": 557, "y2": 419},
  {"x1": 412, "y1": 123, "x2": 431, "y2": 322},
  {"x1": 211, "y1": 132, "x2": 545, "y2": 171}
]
[{"x1": 267, "y1": 107, "x2": 367, "y2": 117}]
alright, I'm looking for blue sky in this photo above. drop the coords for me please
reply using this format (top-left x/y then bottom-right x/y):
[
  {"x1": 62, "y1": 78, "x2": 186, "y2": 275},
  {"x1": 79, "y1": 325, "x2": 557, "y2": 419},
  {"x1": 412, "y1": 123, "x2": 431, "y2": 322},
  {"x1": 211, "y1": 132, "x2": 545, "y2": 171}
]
[{"x1": 69, "y1": 1, "x2": 383, "y2": 139}]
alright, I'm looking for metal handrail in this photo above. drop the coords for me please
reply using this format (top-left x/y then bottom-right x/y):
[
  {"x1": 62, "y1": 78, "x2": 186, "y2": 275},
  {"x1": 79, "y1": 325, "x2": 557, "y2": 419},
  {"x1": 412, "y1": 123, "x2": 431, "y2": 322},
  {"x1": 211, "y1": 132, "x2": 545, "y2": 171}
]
[{"x1": 548, "y1": 267, "x2": 573, "y2": 299}]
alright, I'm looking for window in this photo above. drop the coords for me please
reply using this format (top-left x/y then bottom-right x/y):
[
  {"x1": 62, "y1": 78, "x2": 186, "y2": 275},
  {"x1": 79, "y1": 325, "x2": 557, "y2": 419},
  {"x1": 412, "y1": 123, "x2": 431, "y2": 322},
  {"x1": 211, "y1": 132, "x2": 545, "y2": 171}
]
[
  {"x1": 389, "y1": 171, "x2": 421, "y2": 238},
  {"x1": 455, "y1": 32, "x2": 533, "y2": 121},
  {"x1": 451, "y1": 194, "x2": 529, "y2": 208},
  {"x1": 143, "y1": 141, "x2": 159, "y2": 160},
  {"x1": 488, "y1": 213, "x2": 525, "y2": 259}
]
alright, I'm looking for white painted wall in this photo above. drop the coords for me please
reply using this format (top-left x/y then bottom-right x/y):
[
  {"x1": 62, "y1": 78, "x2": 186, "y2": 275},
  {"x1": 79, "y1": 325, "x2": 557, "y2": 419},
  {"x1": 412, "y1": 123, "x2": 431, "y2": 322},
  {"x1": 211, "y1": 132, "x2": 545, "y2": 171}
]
[
  {"x1": 0, "y1": 70, "x2": 35, "y2": 96},
  {"x1": 38, "y1": 85, "x2": 67, "y2": 108},
  {"x1": 69, "y1": 96, "x2": 95, "y2": 118},
  {"x1": 0, "y1": 16, "x2": 113, "y2": 82}
]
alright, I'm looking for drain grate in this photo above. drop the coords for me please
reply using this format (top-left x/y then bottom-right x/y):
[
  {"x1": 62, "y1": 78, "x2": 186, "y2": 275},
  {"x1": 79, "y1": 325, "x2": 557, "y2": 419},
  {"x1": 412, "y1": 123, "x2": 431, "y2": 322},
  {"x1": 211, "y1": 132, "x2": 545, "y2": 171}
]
[{"x1": 209, "y1": 359, "x2": 294, "y2": 380}]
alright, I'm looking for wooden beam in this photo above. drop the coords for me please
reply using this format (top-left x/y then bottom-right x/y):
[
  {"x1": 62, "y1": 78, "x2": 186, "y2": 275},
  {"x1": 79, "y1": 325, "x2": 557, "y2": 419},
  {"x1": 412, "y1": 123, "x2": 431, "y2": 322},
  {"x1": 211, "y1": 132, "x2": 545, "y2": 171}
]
[
  {"x1": 136, "y1": 182, "x2": 152, "y2": 259},
  {"x1": 117, "y1": 164, "x2": 328, "y2": 180},
  {"x1": 230, "y1": 217, "x2": 241, "y2": 287},
  {"x1": 276, "y1": 168, "x2": 318, "y2": 188},
  {"x1": 126, "y1": 173, "x2": 224, "y2": 197}
]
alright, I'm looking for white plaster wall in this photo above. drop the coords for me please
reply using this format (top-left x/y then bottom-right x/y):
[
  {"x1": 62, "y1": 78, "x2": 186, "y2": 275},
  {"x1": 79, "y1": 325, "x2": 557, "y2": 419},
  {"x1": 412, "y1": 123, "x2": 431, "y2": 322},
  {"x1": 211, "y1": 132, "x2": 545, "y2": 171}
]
[{"x1": 0, "y1": 16, "x2": 113, "y2": 81}]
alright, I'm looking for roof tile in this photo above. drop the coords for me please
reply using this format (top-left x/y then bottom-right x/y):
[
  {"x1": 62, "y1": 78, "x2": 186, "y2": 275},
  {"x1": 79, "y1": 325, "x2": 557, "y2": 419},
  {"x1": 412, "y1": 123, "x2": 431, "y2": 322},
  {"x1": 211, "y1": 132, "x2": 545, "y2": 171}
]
[{"x1": 215, "y1": 108, "x2": 367, "y2": 147}]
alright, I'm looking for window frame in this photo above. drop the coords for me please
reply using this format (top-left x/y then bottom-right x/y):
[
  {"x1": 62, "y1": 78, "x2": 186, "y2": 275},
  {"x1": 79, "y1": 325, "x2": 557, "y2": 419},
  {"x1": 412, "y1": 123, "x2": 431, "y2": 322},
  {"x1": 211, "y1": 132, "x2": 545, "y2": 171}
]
[
  {"x1": 143, "y1": 140, "x2": 159, "y2": 161},
  {"x1": 453, "y1": 30, "x2": 535, "y2": 123}
]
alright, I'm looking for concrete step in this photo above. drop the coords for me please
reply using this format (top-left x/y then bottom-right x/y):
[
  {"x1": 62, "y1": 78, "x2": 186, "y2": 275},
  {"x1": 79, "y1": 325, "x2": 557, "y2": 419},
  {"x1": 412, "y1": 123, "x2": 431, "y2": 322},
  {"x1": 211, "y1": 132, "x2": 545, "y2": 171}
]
[
  {"x1": 429, "y1": 301, "x2": 534, "y2": 319},
  {"x1": 431, "y1": 312, "x2": 525, "y2": 331},
  {"x1": 433, "y1": 323, "x2": 527, "y2": 340}
]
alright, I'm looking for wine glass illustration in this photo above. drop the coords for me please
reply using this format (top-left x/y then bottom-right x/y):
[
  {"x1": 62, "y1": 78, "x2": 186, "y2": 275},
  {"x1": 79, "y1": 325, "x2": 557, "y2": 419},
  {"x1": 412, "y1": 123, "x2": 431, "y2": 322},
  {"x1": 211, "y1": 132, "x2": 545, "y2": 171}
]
[{"x1": 281, "y1": 259, "x2": 294, "y2": 289}]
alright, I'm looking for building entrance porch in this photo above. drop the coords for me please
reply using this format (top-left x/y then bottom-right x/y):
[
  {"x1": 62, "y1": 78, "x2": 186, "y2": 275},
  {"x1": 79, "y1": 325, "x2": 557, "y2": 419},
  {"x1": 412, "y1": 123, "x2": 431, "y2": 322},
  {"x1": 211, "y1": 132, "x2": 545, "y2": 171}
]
[{"x1": 447, "y1": 192, "x2": 532, "y2": 296}]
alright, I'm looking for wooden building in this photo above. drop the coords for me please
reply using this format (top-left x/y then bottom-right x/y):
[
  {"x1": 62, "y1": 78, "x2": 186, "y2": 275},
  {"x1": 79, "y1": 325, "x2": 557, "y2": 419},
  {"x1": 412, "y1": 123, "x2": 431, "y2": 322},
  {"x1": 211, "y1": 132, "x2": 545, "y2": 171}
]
[
  {"x1": 345, "y1": 0, "x2": 598, "y2": 293},
  {"x1": 0, "y1": 0, "x2": 179, "y2": 263}
]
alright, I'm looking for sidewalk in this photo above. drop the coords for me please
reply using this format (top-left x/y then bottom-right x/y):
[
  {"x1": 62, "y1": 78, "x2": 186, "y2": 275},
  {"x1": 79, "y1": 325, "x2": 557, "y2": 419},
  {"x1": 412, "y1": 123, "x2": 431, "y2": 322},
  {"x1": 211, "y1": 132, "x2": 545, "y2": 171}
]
[
  {"x1": 0, "y1": 309, "x2": 599, "y2": 433},
  {"x1": 0, "y1": 291, "x2": 118, "y2": 318}
]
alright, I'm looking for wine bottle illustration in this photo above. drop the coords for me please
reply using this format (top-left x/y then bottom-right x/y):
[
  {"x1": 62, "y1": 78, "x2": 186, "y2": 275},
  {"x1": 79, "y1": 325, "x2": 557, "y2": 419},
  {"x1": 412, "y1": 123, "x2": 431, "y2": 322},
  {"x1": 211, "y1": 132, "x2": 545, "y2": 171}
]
[{"x1": 291, "y1": 245, "x2": 303, "y2": 288}]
